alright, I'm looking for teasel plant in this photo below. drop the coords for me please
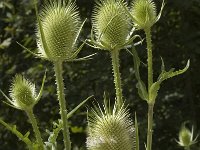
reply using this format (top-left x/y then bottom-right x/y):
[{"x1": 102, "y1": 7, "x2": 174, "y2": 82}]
[
  {"x1": 86, "y1": 95, "x2": 138, "y2": 150},
  {"x1": 120, "y1": 0, "x2": 190, "y2": 150},
  {"x1": 0, "y1": 73, "x2": 46, "y2": 150},
  {"x1": 86, "y1": 0, "x2": 141, "y2": 149},
  {"x1": 87, "y1": 0, "x2": 142, "y2": 109},
  {"x1": 176, "y1": 123, "x2": 199, "y2": 150},
  {"x1": 16, "y1": 0, "x2": 94, "y2": 149}
]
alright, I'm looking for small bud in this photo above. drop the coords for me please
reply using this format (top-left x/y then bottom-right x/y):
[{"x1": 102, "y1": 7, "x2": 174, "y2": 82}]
[
  {"x1": 36, "y1": 1, "x2": 81, "y2": 61},
  {"x1": 176, "y1": 124, "x2": 198, "y2": 148},
  {"x1": 92, "y1": 0, "x2": 130, "y2": 50},
  {"x1": 87, "y1": 103, "x2": 135, "y2": 150},
  {"x1": 131, "y1": 0, "x2": 157, "y2": 29},
  {"x1": 9, "y1": 75, "x2": 37, "y2": 110}
]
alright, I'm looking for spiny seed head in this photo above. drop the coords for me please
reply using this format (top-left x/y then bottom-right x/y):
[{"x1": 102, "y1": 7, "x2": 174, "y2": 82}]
[
  {"x1": 9, "y1": 75, "x2": 37, "y2": 110},
  {"x1": 87, "y1": 103, "x2": 135, "y2": 150},
  {"x1": 177, "y1": 124, "x2": 198, "y2": 147},
  {"x1": 36, "y1": 1, "x2": 81, "y2": 61},
  {"x1": 131, "y1": 0, "x2": 157, "y2": 29},
  {"x1": 92, "y1": 0, "x2": 130, "y2": 50}
]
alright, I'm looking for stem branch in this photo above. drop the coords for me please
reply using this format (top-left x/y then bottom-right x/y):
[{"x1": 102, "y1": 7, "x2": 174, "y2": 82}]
[
  {"x1": 54, "y1": 61, "x2": 71, "y2": 150},
  {"x1": 26, "y1": 109, "x2": 43, "y2": 150}
]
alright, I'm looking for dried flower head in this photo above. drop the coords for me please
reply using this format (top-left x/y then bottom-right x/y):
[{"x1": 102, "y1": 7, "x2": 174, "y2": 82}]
[
  {"x1": 86, "y1": 101, "x2": 135, "y2": 150},
  {"x1": 9, "y1": 75, "x2": 37, "y2": 110},
  {"x1": 91, "y1": 0, "x2": 131, "y2": 50},
  {"x1": 36, "y1": 1, "x2": 81, "y2": 62},
  {"x1": 130, "y1": 0, "x2": 164, "y2": 29}
]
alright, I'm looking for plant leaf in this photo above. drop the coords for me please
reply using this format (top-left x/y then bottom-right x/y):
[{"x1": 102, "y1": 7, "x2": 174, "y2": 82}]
[
  {"x1": 0, "y1": 118, "x2": 33, "y2": 149},
  {"x1": 67, "y1": 95, "x2": 93, "y2": 118},
  {"x1": 149, "y1": 59, "x2": 190, "y2": 103},
  {"x1": 128, "y1": 47, "x2": 148, "y2": 101}
]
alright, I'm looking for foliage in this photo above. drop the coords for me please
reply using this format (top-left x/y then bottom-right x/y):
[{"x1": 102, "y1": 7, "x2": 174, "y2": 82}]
[{"x1": 0, "y1": 0, "x2": 200, "y2": 150}]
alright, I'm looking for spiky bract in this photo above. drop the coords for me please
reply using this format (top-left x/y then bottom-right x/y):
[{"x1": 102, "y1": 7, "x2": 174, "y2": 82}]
[
  {"x1": 87, "y1": 103, "x2": 135, "y2": 150},
  {"x1": 37, "y1": 1, "x2": 81, "y2": 61},
  {"x1": 131, "y1": 0, "x2": 157, "y2": 29},
  {"x1": 92, "y1": 0, "x2": 130, "y2": 50},
  {"x1": 9, "y1": 75, "x2": 37, "y2": 110}
]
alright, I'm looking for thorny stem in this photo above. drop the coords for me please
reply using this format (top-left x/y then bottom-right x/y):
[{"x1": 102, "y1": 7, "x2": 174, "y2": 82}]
[
  {"x1": 110, "y1": 49, "x2": 123, "y2": 109},
  {"x1": 145, "y1": 28, "x2": 154, "y2": 150},
  {"x1": 145, "y1": 28, "x2": 153, "y2": 90},
  {"x1": 54, "y1": 61, "x2": 71, "y2": 150},
  {"x1": 26, "y1": 109, "x2": 43, "y2": 150}
]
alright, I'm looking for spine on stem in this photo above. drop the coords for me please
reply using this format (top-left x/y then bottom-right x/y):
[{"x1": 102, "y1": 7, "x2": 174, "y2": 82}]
[
  {"x1": 54, "y1": 61, "x2": 71, "y2": 150},
  {"x1": 111, "y1": 49, "x2": 123, "y2": 109}
]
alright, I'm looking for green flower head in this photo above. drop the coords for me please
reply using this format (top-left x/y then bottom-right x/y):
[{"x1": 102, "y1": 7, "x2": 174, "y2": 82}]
[
  {"x1": 176, "y1": 124, "x2": 199, "y2": 148},
  {"x1": 9, "y1": 75, "x2": 37, "y2": 110},
  {"x1": 91, "y1": 0, "x2": 130, "y2": 50},
  {"x1": 130, "y1": 0, "x2": 164, "y2": 29},
  {"x1": 36, "y1": 1, "x2": 81, "y2": 62},
  {"x1": 87, "y1": 101, "x2": 135, "y2": 150}
]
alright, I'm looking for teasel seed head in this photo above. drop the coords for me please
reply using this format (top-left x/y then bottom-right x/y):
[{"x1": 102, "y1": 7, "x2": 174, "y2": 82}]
[
  {"x1": 86, "y1": 100, "x2": 136, "y2": 150},
  {"x1": 176, "y1": 124, "x2": 199, "y2": 148},
  {"x1": 92, "y1": 0, "x2": 130, "y2": 51},
  {"x1": 130, "y1": 0, "x2": 164, "y2": 29},
  {"x1": 36, "y1": 1, "x2": 81, "y2": 62},
  {"x1": 9, "y1": 75, "x2": 37, "y2": 110}
]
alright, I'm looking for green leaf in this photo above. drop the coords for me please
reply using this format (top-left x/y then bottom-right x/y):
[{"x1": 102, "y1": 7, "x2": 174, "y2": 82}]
[
  {"x1": 0, "y1": 118, "x2": 33, "y2": 149},
  {"x1": 128, "y1": 47, "x2": 148, "y2": 101},
  {"x1": 149, "y1": 59, "x2": 190, "y2": 103},
  {"x1": 47, "y1": 95, "x2": 93, "y2": 145},
  {"x1": 67, "y1": 95, "x2": 93, "y2": 118}
]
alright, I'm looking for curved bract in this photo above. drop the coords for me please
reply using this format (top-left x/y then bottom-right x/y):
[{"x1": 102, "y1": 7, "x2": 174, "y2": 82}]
[
  {"x1": 92, "y1": 0, "x2": 130, "y2": 50},
  {"x1": 36, "y1": 1, "x2": 81, "y2": 62},
  {"x1": 87, "y1": 102, "x2": 135, "y2": 150},
  {"x1": 131, "y1": 0, "x2": 157, "y2": 29}
]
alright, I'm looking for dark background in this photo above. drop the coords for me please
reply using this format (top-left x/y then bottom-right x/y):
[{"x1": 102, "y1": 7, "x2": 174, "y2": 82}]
[{"x1": 0, "y1": 0, "x2": 200, "y2": 149}]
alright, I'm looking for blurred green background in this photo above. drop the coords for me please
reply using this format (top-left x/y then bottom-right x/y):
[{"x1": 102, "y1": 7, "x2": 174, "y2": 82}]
[{"x1": 0, "y1": 0, "x2": 200, "y2": 149}]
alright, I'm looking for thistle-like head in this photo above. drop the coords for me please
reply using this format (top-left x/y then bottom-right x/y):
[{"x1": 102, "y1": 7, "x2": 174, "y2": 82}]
[
  {"x1": 0, "y1": 73, "x2": 46, "y2": 111},
  {"x1": 130, "y1": 0, "x2": 164, "y2": 30},
  {"x1": 36, "y1": 1, "x2": 81, "y2": 62},
  {"x1": 86, "y1": 100, "x2": 135, "y2": 150},
  {"x1": 91, "y1": 0, "x2": 131, "y2": 51},
  {"x1": 176, "y1": 124, "x2": 199, "y2": 148},
  {"x1": 9, "y1": 75, "x2": 37, "y2": 110}
]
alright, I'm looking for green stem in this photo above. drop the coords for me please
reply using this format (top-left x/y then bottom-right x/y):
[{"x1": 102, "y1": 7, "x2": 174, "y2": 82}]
[
  {"x1": 145, "y1": 28, "x2": 153, "y2": 90},
  {"x1": 146, "y1": 104, "x2": 154, "y2": 150},
  {"x1": 26, "y1": 109, "x2": 43, "y2": 150},
  {"x1": 145, "y1": 28, "x2": 154, "y2": 150},
  {"x1": 54, "y1": 61, "x2": 71, "y2": 150},
  {"x1": 110, "y1": 49, "x2": 123, "y2": 109},
  {"x1": 184, "y1": 146, "x2": 190, "y2": 150}
]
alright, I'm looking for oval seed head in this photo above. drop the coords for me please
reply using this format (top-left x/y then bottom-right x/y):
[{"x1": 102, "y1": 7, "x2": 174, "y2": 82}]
[
  {"x1": 9, "y1": 75, "x2": 37, "y2": 110},
  {"x1": 86, "y1": 104, "x2": 135, "y2": 150},
  {"x1": 131, "y1": 0, "x2": 157, "y2": 29},
  {"x1": 36, "y1": 1, "x2": 81, "y2": 61},
  {"x1": 177, "y1": 125, "x2": 198, "y2": 147},
  {"x1": 92, "y1": 0, "x2": 130, "y2": 50}
]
